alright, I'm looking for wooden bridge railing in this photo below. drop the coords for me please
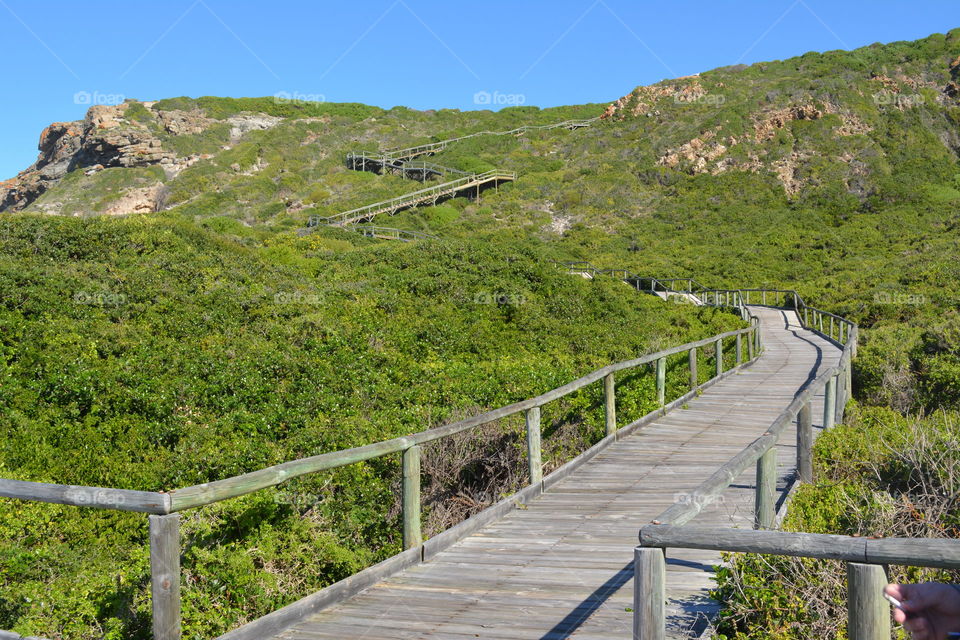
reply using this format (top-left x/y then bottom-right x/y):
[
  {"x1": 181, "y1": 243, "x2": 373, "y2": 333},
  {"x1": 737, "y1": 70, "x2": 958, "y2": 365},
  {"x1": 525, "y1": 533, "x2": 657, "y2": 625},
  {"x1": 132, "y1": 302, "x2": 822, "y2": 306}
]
[
  {"x1": 0, "y1": 309, "x2": 761, "y2": 640},
  {"x1": 346, "y1": 225, "x2": 437, "y2": 242},
  {"x1": 351, "y1": 117, "x2": 601, "y2": 165},
  {"x1": 311, "y1": 169, "x2": 517, "y2": 227},
  {"x1": 635, "y1": 526, "x2": 959, "y2": 640},
  {"x1": 632, "y1": 299, "x2": 860, "y2": 639}
]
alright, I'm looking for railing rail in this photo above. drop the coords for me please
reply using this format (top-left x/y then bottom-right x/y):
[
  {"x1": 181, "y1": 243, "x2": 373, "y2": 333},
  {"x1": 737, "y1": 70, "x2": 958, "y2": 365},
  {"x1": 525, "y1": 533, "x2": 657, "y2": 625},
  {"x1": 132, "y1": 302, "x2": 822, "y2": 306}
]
[
  {"x1": 357, "y1": 118, "x2": 600, "y2": 163},
  {"x1": 314, "y1": 169, "x2": 516, "y2": 227},
  {"x1": 348, "y1": 225, "x2": 436, "y2": 241},
  {"x1": 630, "y1": 294, "x2": 860, "y2": 639},
  {"x1": 634, "y1": 525, "x2": 957, "y2": 640}
]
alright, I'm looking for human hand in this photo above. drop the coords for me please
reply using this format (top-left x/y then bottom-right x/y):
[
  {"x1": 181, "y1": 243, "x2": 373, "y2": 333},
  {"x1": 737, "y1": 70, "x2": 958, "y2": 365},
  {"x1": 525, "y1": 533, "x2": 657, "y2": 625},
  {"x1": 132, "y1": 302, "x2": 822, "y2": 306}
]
[{"x1": 885, "y1": 583, "x2": 960, "y2": 640}]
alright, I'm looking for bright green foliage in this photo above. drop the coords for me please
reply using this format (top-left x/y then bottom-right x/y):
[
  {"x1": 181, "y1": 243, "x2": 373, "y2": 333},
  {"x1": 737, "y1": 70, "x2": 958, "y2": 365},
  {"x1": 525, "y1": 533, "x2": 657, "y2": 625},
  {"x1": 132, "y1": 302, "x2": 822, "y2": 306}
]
[
  {"x1": 0, "y1": 214, "x2": 741, "y2": 638},
  {"x1": 712, "y1": 408, "x2": 960, "y2": 639}
]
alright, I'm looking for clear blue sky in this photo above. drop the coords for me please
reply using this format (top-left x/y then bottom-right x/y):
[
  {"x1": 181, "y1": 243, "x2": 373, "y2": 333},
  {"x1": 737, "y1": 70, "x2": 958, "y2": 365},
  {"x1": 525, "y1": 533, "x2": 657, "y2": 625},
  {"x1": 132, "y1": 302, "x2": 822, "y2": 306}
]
[{"x1": 1, "y1": 0, "x2": 956, "y2": 179}]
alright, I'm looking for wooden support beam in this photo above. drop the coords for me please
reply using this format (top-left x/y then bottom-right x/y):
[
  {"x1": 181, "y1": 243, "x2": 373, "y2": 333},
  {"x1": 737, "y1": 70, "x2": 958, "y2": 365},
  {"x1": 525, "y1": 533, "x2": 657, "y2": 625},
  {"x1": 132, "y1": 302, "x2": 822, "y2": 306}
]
[
  {"x1": 714, "y1": 338, "x2": 723, "y2": 378},
  {"x1": 149, "y1": 514, "x2": 181, "y2": 640},
  {"x1": 633, "y1": 547, "x2": 665, "y2": 640},
  {"x1": 604, "y1": 373, "x2": 616, "y2": 436},
  {"x1": 689, "y1": 347, "x2": 697, "y2": 391},
  {"x1": 847, "y1": 562, "x2": 889, "y2": 640},
  {"x1": 655, "y1": 357, "x2": 666, "y2": 406},
  {"x1": 797, "y1": 401, "x2": 813, "y2": 483},
  {"x1": 735, "y1": 334, "x2": 742, "y2": 365},
  {"x1": 754, "y1": 448, "x2": 776, "y2": 529},
  {"x1": 526, "y1": 407, "x2": 542, "y2": 485},
  {"x1": 824, "y1": 376, "x2": 837, "y2": 430},
  {"x1": 402, "y1": 445, "x2": 422, "y2": 549}
]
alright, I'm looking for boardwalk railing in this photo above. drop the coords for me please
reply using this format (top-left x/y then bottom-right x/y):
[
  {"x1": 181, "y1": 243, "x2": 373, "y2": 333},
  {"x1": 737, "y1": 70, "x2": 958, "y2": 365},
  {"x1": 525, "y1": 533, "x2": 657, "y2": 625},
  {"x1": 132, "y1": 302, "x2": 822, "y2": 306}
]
[
  {"x1": 344, "y1": 225, "x2": 437, "y2": 242},
  {"x1": 349, "y1": 118, "x2": 600, "y2": 166},
  {"x1": 1, "y1": 316, "x2": 762, "y2": 640},
  {"x1": 634, "y1": 526, "x2": 960, "y2": 640},
  {"x1": 631, "y1": 299, "x2": 860, "y2": 639},
  {"x1": 310, "y1": 169, "x2": 516, "y2": 227}
]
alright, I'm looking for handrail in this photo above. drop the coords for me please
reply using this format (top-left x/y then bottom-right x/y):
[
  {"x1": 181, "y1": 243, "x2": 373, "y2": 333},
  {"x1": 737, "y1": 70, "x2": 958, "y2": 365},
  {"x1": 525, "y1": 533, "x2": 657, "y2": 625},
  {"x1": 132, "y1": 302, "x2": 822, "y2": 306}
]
[
  {"x1": 318, "y1": 169, "x2": 516, "y2": 227},
  {"x1": 631, "y1": 295, "x2": 859, "y2": 638},
  {"x1": 366, "y1": 118, "x2": 600, "y2": 162},
  {"x1": 347, "y1": 225, "x2": 436, "y2": 241},
  {"x1": 638, "y1": 525, "x2": 960, "y2": 569},
  {"x1": 634, "y1": 525, "x2": 957, "y2": 638},
  {"x1": 168, "y1": 324, "x2": 759, "y2": 512},
  {"x1": 0, "y1": 325, "x2": 757, "y2": 515}
]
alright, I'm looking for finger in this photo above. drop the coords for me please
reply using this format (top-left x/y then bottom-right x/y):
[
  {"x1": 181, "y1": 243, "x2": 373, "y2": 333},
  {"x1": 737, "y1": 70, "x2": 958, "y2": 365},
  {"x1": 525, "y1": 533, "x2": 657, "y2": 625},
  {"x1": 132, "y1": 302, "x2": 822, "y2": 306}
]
[
  {"x1": 886, "y1": 583, "x2": 907, "y2": 601},
  {"x1": 892, "y1": 608, "x2": 907, "y2": 624}
]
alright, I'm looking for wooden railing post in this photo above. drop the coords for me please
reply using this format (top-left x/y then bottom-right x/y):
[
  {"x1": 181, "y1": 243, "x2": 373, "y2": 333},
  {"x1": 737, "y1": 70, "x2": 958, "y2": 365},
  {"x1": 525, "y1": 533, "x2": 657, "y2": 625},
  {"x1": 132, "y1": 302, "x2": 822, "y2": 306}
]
[
  {"x1": 656, "y1": 357, "x2": 666, "y2": 406},
  {"x1": 835, "y1": 366, "x2": 847, "y2": 425},
  {"x1": 803, "y1": 307, "x2": 809, "y2": 327},
  {"x1": 762, "y1": 290, "x2": 767, "y2": 305},
  {"x1": 402, "y1": 445, "x2": 422, "y2": 549},
  {"x1": 797, "y1": 401, "x2": 813, "y2": 483},
  {"x1": 755, "y1": 448, "x2": 776, "y2": 529},
  {"x1": 830, "y1": 316, "x2": 835, "y2": 341},
  {"x1": 604, "y1": 373, "x2": 616, "y2": 437},
  {"x1": 689, "y1": 347, "x2": 698, "y2": 391},
  {"x1": 526, "y1": 407, "x2": 542, "y2": 485},
  {"x1": 847, "y1": 563, "x2": 889, "y2": 640},
  {"x1": 748, "y1": 327, "x2": 755, "y2": 360},
  {"x1": 633, "y1": 546, "x2": 665, "y2": 640},
  {"x1": 735, "y1": 334, "x2": 742, "y2": 365},
  {"x1": 149, "y1": 514, "x2": 182, "y2": 640},
  {"x1": 714, "y1": 338, "x2": 723, "y2": 378},
  {"x1": 845, "y1": 358, "x2": 853, "y2": 405},
  {"x1": 824, "y1": 376, "x2": 837, "y2": 430}
]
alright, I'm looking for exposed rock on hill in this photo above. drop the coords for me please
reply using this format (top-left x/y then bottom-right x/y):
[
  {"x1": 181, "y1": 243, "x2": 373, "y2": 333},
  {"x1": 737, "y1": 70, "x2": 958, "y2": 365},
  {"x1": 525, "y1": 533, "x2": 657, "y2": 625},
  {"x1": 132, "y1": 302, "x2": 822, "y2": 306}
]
[{"x1": 0, "y1": 102, "x2": 174, "y2": 212}]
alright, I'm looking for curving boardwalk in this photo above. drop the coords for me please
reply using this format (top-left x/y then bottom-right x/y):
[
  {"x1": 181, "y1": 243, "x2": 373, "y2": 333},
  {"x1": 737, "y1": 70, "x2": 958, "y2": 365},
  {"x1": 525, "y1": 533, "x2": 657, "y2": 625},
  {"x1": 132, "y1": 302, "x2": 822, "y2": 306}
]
[{"x1": 270, "y1": 307, "x2": 841, "y2": 639}]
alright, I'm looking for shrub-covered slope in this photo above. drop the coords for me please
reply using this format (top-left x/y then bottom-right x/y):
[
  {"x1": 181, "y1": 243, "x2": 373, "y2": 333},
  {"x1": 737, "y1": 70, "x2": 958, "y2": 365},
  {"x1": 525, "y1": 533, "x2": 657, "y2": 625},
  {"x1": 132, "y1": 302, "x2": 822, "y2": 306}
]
[{"x1": 0, "y1": 214, "x2": 740, "y2": 638}]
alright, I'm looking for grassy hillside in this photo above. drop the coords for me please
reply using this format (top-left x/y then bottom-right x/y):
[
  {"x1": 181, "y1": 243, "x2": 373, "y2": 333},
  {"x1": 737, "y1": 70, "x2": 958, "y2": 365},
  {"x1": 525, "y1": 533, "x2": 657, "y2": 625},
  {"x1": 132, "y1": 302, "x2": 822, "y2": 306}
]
[{"x1": 1, "y1": 26, "x2": 959, "y2": 640}]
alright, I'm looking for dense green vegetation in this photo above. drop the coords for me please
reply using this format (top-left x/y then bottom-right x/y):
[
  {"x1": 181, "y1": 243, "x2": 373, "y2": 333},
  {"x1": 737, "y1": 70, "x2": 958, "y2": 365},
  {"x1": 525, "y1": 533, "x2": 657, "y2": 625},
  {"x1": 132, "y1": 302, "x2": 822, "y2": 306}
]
[
  {"x1": 713, "y1": 407, "x2": 960, "y2": 639},
  {"x1": 0, "y1": 215, "x2": 741, "y2": 638},
  {"x1": 2, "y1": 26, "x2": 959, "y2": 640}
]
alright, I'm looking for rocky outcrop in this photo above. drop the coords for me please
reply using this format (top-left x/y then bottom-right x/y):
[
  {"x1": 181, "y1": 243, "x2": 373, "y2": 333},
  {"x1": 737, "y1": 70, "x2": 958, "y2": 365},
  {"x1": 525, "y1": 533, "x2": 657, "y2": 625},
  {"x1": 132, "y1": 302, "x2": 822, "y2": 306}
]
[
  {"x1": 227, "y1": 114, "x2": 282, "y2": 140},
  {"x1": 156, "y1": 109, "x2": 214, "y2": 136},
  {"x1": 102, "y1": 184, "x2": 165, "y2": 216},
  {"x1": 657, "y1": 129, "x2": 729, "y2": 173},
  {"x1": 1, "y1": 102, "x2": 174, "y2": 212}
]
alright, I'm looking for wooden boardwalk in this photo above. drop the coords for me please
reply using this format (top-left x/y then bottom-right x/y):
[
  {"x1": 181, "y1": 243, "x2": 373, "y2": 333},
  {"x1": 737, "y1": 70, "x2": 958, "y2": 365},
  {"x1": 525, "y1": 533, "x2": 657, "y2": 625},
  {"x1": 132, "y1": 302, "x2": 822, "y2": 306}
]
[{"x1": 267, "y1": 306, "x2": 842, "y2": 639}]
